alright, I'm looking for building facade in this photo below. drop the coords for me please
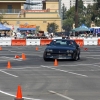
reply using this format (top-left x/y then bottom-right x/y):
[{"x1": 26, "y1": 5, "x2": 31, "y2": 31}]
[
  {"x1": 25, "y1": 0, "x2": 43, "y2": 10},
  {"x1": 0, "y1": 0, "x2": 61, "y2": 32}
]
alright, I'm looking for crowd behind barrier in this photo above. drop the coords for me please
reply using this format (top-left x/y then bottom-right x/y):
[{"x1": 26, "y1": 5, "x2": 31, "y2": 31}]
[{"x1": 0, "y1": 37, "x2": 100, "y2": 46}]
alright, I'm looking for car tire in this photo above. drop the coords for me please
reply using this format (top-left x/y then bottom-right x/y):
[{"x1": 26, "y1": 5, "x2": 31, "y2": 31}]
[
  {"x1": 43, "y1": 53, "x2": 48, "y2": 61},
  {"x1": 73, "y1": 53, "x2": 79, "y2": 61},
  {"x1": 43, "y1": 57, "x2": 49, "y2": 61},
  {"x1": 78, "y1": 54, "x2": 80, "y2": 60},
  {"x1": 43, "y1": 58, "x2": 48, "y2": 61}
]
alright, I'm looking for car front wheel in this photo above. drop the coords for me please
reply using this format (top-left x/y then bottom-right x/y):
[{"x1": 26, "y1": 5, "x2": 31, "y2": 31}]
[
  {"x1": 73, "y1": 53, "x2": 79, "y2": 61},
  {"x1": 43, "y1": 53, "x2": 48, "y2": 61},
  {"x1": 43, "y1": 57, "x2": 49, "y2": 61},
  {"x1": 78, "y1": 54, "x2": 80, "y2": 60}
]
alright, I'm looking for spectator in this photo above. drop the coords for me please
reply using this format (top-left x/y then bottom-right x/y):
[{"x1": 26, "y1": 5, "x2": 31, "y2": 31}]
[
  {"x1": 50, "y1": 32, "x2": 54, "y2": 38},
  {"x1": 4, "y1": 32, "x2": 7, "y2": 37},
  {"x1": 62, "y1": 33, "x2": 66, "y2": 39},
  {"x1": 0, "y1": 33, "x2": 1, "y2": 37},
  {"x1": 14, "y1": 32, "x2": 17, "y2": 39}
]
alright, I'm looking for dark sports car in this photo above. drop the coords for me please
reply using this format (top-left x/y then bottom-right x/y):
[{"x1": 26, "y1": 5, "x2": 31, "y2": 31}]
[{"x1": 43, "y1": 39, "x2": 80, "y2": 61}]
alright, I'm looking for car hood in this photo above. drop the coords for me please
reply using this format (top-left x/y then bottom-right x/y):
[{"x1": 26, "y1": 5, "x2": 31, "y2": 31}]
[{"x1": 46, "y1": 45, "x2": 76, "y2": 50}]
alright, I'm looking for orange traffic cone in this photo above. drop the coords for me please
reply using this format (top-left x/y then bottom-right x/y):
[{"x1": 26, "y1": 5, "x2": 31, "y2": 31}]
[
  {"x1": 14, "y1": 85, "x2": 24, "y2": 100},
  {"x1": 15, "y1": 55, "x2": 20, "y2": 59},
  {"x1": 7, "y1": 61, "x2": 11, "y2": 69},
  {"x1": 54, "y1": 59, "x2": 58, "y2": 66},
  {"x1": 35, "y1": 46, "x2": 38, "y2": 51},
  {"x1": 0, "y1": 46, "x2": 2, "y2": 50},
  {"x1": 22, "y1": 53, "x2": 26, "y2": 60}
]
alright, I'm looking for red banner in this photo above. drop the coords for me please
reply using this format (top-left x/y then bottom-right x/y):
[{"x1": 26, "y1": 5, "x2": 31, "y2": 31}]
[{"x1": 19, "y1": 24, "x2": 36, "y2": 28}]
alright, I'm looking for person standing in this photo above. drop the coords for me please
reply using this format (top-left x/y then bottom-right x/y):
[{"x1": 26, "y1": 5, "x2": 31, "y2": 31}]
[{"x1": 14, "y1": 32, "x2": 17, "y2": 39}]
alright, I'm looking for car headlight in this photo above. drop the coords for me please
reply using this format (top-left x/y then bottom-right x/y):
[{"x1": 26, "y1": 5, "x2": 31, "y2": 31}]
[
  {"x1": 66, "y1": 50, "x2": 73, "y2": 53},
  {"x1": 69, "y1": 50, "x2": 73, "y2": 53},
  {"x1": 46, "y1": 49, "x2": 53, "y2": 52},
  {"x1": 66, "y1": 50, "x2": 70, "y2": 53}
]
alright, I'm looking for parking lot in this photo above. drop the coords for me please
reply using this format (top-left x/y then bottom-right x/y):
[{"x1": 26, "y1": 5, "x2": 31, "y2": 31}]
[{"x1": 0, "y1": 45, "x2": 100, "y2": 100}]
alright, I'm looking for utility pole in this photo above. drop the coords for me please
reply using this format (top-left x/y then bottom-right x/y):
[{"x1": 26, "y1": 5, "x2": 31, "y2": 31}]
[
  {"x1": 59, "y1": 0, "x2": 61, "y2": 17},
  {"x1": 75, "y1": 0, "x2": 78, "y2": 28},
  {"x1": 59, "y1": 0, "x2": 62, "y2": 32}
]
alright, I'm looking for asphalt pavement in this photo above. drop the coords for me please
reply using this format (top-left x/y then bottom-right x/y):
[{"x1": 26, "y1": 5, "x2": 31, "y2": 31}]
[{"x1": 0, "y1": 45, "x2": 100, "y2": 100}]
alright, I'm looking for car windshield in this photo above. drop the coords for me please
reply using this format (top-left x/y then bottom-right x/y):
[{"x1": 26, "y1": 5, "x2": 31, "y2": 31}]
[{"x1": 50, "y1": 40, "x2": 75, "y2": 47}]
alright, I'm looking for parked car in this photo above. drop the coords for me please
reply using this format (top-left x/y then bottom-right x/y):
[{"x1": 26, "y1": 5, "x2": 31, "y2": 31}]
[{"x1": 43, "y1": 39, "x2": 80, "y2": 61}]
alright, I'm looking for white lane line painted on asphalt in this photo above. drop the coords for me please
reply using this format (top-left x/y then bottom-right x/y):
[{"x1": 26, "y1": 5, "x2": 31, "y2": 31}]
[
  {"x1": 0, "y1": 90, "x2": 40, "y2": 100},
  {"x1": 93, "y1": 65, "x2": 100, "y2": 68},
  {"x1": 0, "y1": 54, "x2": 41, "y2": 56},
  {"x1": 2, "y1": 68, "x2": 100, "y2": 72},
  {"x1": 82, "y1": 55, "x2": 100, "y2": 56},
  {"x1": 59, "y1": 63, "x2": 100, "y2": 71},
  {"x1": 0, "y1": 70, "x2": 18, "y2": 77},
  {"x1": 8, "y1": 50, "x2": 22, "y2": 53},
  {"x1": 86, "y1": 57, "x2": 100, "y2": 59},
  {"x1": 60, "y1": 62, "x2": 100, "y2": 67},
  {"x1": 41, "y1": 65, "x2": 88, "y2": 77},
  {"x1": 53, "y1": 69, "x2": 100, "y2": 72},
  {"x1": 1, "y1": 67, "x2": 41, "y2": 71},
  {"x1": 2, "y1": 56, "x2": 22, "y2": 61},
  {"x1": 0, "y1": 53, "x2": 42, "y2": 57},
  {"x1": 9, "y1": 50, "x2": 43, "y2": 54},
  {"x1": 0, "y1": 60, "x2": 10, "y2": 61},
  {"x1": 49, "y1": 90, "x2": 74, "y2": 100},
  {"x1": 60, "y1": 63, "x2": 95, "y2": 67},
  {"x1": 82, "y1": 50, "x2": 100, "y2": 52}
]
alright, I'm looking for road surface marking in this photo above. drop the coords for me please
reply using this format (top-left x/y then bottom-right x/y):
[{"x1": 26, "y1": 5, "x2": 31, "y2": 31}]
[
  {"x1": 0, "y1": 70, "x2": 18, "y2": 77},
  {"x1": 1, "y1": 56, "x2": 22, "y2": 61},
  {"x1": 1, "y1": 67, "x2": 41, "y2": 71},
  {"x1": 49, "y1": 90, "x2": 74, "y2": 100},
  {"x1": 8, "y1": 50, "x2": 22, "y2": 53},
  {"x1": 60, "y1": 63, "x2": 100, "y2": 67},
  {"x1": 0, "y1": 90, "x2": 40, "y2": 100},
  {"x1": 86, "y1": 57, "x2": 100, "y2": 59},
  {"x1": 41, "y1": 65, "x2": 88, "y2": 77},
  {"x1": 60, "y1": 63, "x2": 93, "y2": 66},
  {"x1": 82, "y1": 55, "x2": 100, "y2": 56}
]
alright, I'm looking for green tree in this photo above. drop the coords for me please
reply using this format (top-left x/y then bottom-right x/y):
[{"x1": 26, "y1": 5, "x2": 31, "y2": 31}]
[
  {"x1": 62, "y1": 6, "x2": 75, "y2": 31},
  {"x1": 65, "y1": 6, "x2": 75, "y2": 20},
  {"x1": 62, "y1": 0, "x2": 99, "y2": 31},
  {"x1": 62, "y1": 18, "x2": 73, "y2": 32},
  {"x1": 47, "y1": 22, "x2": 59, "y2": 33},
  {"x1": 78, "y1": 0, "x2": 84, "y2": 13},
  {"x1": 77, "y1": 0, "x2": 86, "y2": 26},
  {"x1": 92, "y1": 0, "x2": 100, "y2": 26},
  {"x1": 62, "y1": 0, "x2": 85, "y2": 31},
  {"x1": 62, "y1": 3, "x2": 67, "y2": 20},
  {"x1": 94, "y1": 0, "x2": 100, "y2": 10}
]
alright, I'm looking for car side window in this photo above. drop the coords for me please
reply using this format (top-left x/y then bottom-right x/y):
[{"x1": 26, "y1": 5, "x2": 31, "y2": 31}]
[{"x1": 67, "y1": 41, "x2": 74, "y2": 47}]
